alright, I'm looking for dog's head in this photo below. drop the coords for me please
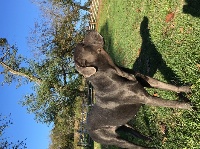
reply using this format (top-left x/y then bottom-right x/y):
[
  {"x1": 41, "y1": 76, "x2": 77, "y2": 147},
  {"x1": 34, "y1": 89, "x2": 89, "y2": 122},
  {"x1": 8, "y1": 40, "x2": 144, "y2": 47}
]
[{"x1": 74, "y1": 31, "x2": 106, "y2": 78}]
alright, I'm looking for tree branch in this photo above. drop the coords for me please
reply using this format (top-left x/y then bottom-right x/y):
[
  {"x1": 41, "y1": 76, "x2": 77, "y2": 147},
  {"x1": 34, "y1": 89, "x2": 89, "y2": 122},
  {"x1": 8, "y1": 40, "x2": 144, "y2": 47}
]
[{"x1": 0, "y1": 61, "x2": 42, "y2": 85}]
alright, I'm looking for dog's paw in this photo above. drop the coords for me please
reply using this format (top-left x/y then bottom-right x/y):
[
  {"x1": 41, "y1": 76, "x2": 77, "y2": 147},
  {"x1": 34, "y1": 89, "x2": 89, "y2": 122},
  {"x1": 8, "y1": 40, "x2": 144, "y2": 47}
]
[
  {"x1": 178, "y1": 86, "x2": 191, "y2": 93},
  {"x1": 184, "y1": 103, "x2": 193, "y2": 110}
]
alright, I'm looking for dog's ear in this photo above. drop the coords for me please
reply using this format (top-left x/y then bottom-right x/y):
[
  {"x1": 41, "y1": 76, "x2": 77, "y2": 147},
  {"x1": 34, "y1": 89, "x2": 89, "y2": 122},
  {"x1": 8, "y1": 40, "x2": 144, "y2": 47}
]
[
  {"x1": 75, "y1": 65, "x2": 96, "y2": 78},
  {"x1": 83, "y1": 31, "x2": 104, "y2": 48}
]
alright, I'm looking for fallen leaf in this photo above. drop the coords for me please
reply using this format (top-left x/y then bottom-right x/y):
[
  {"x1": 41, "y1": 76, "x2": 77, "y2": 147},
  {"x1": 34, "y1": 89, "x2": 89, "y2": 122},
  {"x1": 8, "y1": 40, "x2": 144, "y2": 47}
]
[
  {"x1": 166, "y1": 12, "x2": 175, "y2": 22},
  {"x1": 136, "y1": 8, "x2": 141, "y2": 13},
  {"x1": 170, "y1": 23, "x2": 175, "y2": 29},
  {"x1": 180, "y1": 27, "x2": 184, "y2": 33},
  {"x1": 137, "y1": 48, "x2": 141, "y2": 56},
  {"x1": 153, "y1": 92, "x2": 158, "y2": 97},
  {"x1": 197, "y1": 64, "x2": 200, "y2": 71},
  {"x1": 160, "y1": 124, "x2": 166, "y2": 134},
  {"x1": 162, "y1": 137, "x2": 167, "y2": 144}
]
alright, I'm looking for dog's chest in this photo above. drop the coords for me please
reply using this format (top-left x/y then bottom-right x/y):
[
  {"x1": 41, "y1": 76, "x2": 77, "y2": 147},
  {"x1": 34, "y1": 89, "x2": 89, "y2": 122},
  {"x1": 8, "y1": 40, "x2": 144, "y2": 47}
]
[
  {"x1": 90, "y1": 72, "x2": 120, "y2": 93},
  {"x1": 88, "y1": 68, "x2": 150, "y2": 110},
  {"x1": 89, "y1": 71, "x2": 140, "y2": 102}
]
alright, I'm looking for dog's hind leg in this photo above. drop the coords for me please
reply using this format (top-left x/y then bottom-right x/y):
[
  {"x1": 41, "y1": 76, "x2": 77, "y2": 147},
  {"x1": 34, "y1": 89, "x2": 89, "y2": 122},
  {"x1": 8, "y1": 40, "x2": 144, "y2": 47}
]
[
  {"x1": 116, "y1": 125, "x2": 152, "y2": 141},
  {"x1": 135, "y1": 73, "x2": 191, "y2": 93},
  {"x1": 142, "y1": 96, "x2": 192, "y2": 110},
  {"x1": 89, "y1": 127, "x2": 149, "y2": 149}
]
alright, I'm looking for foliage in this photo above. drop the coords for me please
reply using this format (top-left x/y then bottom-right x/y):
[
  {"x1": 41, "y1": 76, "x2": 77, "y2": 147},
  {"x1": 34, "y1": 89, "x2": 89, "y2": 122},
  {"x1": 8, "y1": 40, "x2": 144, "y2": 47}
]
[
  {"x1": 0, "y1": 114, "x2": 27, "y2": 149},
  {"x1": 0, "y1": 0, "x2": 92, "y2": 148},
  {"x1": 0, "y1": 38, "x2": 8, "y2": 46},
  {"x1": 0, "y1": 0, "x2": 88, "y2": 124},
  {"x1": 50, "y1": 0, "x2": 91, "y2": 11},
  {"x1": 96, "y1": 0, "x2": 200, "y2": 148},
  {"x1": 49, "y1": 107, "x2": 75, "y2": 149}
]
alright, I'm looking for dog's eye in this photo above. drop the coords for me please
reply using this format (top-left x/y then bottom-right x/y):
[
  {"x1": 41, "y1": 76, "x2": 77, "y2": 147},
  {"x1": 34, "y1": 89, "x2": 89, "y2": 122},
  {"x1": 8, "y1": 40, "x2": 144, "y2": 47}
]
[
  {"x1": 81, "y1": 43, "x2": 85, "y2": 47},
  {"x1": 97, "y1": 48, "x2": 101, "y2": 53},
  {"x1": 84, "y1": 60, "x2": 88, "y2": 66}
]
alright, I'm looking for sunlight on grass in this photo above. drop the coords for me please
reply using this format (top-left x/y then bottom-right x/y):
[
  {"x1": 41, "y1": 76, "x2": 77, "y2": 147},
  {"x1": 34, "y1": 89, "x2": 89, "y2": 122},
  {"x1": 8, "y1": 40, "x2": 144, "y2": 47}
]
[{"x1": 94, "y1": 0, "x2": 200, "y2": 148}]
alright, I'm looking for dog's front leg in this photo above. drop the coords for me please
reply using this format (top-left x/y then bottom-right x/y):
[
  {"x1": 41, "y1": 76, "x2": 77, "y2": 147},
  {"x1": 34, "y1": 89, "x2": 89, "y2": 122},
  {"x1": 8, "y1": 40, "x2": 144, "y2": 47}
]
[{"x1": 135, "y1": 73, "x2": 191, "y2": 93}]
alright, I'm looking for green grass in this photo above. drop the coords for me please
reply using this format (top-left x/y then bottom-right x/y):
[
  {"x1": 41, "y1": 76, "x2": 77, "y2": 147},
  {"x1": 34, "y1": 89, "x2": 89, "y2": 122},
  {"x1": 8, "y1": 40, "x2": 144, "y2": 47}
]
[{"x1": 94, "y1": 0, "x2": 200, "y2": 148}]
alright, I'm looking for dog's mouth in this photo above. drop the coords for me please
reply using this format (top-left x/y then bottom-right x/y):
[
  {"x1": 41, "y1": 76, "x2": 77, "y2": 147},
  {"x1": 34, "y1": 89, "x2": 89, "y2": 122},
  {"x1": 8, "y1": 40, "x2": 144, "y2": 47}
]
[
  {"x1": 75, "y1": 60, "x2": 98, "y2": 71},
  {"x1": 75, "y1": 59, "x2": 87, "y2": 67}
]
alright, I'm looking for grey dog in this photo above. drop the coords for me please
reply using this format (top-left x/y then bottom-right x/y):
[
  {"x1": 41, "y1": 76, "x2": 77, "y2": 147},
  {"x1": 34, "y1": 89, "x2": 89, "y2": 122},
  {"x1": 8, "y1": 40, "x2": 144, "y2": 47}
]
[{"x1": 74, "y1": 31, "x2": 191, "y2": 149}]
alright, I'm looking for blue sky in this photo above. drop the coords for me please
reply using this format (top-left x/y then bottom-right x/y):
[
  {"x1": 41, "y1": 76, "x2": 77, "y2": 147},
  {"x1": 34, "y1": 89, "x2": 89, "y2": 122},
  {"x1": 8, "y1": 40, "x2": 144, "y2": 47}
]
[{"x1": 0, "y1": 0, "x2": 52, "y2": 149}]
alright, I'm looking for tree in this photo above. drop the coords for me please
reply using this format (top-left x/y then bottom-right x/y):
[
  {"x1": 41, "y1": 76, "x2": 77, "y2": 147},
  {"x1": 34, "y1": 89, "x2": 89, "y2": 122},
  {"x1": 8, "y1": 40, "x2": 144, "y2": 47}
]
[
  {"x1": 0, "y1": 38, "x2": 8, "y2": 46},
  {"x1": 50, "y1": 0, "x2": 91, "y2": 11},
  {"x1": 0, "y1": 0, "x2": 89, "y2": 124},
  {"x1": 0, "y1": 35, "x2": 84, "y2": 124},
  {"x1": 49, "y1": 107, "x2": 75, "y2": 149},
  {"x1": 0, "y1": 114, "x2": 27, "y2": 149},
  {"x1": 1, "y1": 1, "x2": 91, "y2": 147}
]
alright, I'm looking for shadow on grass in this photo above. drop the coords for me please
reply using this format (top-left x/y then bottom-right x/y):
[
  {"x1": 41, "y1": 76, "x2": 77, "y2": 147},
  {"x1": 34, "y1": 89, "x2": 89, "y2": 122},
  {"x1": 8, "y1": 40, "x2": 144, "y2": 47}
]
[
  {"x1": 100, "y1": 17, "x2": 186, "y2": 85},
  {"x1": 133, "y1": 16, "x2": 183, "y2": 85},
  {"x1": 98, "y1": 17, "x2": 189, "y2": 149},
  {"x1": 183, "y1": 0, "x2": 200, "y2": 17},
  {"x1": 99, "y1": 21, "x2": 115, "y2": 61}
]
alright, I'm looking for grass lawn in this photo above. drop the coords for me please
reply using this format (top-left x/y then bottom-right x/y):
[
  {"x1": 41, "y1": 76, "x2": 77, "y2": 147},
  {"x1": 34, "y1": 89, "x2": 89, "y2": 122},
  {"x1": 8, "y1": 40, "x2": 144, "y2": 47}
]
[{"x1": 94, "y1": 0, "x2": 200, "y2": 148}]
